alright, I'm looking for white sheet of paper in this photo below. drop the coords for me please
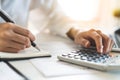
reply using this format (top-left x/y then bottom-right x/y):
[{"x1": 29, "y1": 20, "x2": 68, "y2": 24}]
[
  {"x1": 30, "y1": 59, "x2": 98, "y2": 77},
  {"x1": 0, "y1": 62, "x2": 24, "y2": 80}
]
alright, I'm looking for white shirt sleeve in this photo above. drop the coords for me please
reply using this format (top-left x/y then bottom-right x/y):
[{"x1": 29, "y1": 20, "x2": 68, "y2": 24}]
[{"x1": 30, "y1": 0, "x2": 77, "y2": 38}]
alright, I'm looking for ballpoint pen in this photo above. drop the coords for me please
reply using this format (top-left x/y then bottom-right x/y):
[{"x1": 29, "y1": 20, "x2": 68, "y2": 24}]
[{"x1": 0, "y1": 9, "x2": 40, "y2": 51}]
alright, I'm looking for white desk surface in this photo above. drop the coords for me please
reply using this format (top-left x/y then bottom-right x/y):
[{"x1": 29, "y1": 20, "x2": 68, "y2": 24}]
[{"x1": 9, "y1": 33, "x2": 120, "y2": 80}]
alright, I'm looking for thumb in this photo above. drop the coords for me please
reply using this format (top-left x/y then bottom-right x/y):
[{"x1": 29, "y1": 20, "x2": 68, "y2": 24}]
[{"x1": 75, "y1": 38, "x2": 91, "y2": 48}]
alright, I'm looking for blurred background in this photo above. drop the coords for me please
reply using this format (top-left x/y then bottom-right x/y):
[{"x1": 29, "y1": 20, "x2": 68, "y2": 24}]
[{"x1": 28, "y1": 0, "x2": 120, "y2": 35}]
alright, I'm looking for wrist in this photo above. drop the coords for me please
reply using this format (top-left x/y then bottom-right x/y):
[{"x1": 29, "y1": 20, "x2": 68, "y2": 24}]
[{"x1": 66, "y1": 27, "x2": 79, "y2": 40}]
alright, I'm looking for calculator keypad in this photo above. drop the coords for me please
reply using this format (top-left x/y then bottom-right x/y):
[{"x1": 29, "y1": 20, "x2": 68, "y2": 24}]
[{"x1": 62, "y1": 49, "x2": 111, "y2": 63}]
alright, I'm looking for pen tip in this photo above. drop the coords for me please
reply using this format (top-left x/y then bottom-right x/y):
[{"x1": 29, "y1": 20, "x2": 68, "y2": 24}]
[{"x1": 35, "y1": 46, "x2": 40, "y2": 51}]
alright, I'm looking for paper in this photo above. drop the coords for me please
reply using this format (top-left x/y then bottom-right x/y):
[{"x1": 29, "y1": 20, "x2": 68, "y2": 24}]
[
  {"x1": 0, "y1": 47, "x2": 51, "y2": 60},
  {"x1": 30, "y1": 59, "x2": 98, "y2": 77},
  {"x1": 29, "y1": 42, "x2": 97, "y2": 77},
  {"x1": 0, "y1": 62, "x2": 24, "y2": 80}
]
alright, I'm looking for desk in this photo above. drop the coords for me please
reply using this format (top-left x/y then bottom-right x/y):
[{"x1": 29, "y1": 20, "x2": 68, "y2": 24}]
[
  {"x1": 9, "y1": 33, "x2": 120, "y2": 80},
  {"x1": 7, "y1": 6, "x2": 120, "y2": 80}
]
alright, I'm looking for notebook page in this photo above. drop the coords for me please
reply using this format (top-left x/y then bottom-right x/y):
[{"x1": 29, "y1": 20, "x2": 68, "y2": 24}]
[{"x1": 0, "y1": 47, "x2": 51, "y2": 59}]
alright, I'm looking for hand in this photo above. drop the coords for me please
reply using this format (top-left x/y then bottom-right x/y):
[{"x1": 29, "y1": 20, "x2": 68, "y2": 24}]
[
  {"x1": 0, "y1": 23, "x2": 35, "y2": 53},
  {"x1": 67, "y1": 28, "x2": 114, "y2": 53}
]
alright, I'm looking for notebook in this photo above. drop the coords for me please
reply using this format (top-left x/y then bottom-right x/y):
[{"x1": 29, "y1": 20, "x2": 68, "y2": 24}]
[{"x1": 0, "y1": 47, "x2": 51, "y2": 61}]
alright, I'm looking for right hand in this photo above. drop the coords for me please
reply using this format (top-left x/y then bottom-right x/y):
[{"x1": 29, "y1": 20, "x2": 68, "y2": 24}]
[
  {"x1": 74, "y1": 29, "x2": 114, "y2": 54},
  {"x1": 67, "y1": 27, "x2": 114, "y2": 54},
  {"x1": 0, "y1": 22, "x2": 35, "y2": 53}
]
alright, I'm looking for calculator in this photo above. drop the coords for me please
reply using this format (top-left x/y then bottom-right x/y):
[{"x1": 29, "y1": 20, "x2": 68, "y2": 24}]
[{"x1": 57, "y1": 48, "x2": 120, "y2": 71}]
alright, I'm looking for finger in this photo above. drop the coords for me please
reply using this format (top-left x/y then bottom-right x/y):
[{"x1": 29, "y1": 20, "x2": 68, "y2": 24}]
[
  {"x1": 7, "y1": 40, "x2": 26, "y2": 50},
  {"x1": 13, "y1": 25, "x2": 35, "y2": 41},
  {"x1": 96, "y1": 30, "x2": 112, "y2": 53},
  {"x1": 75, "y1": 37, "x2": 91, "y2": 48},
  {"x1": 0, "y1": 47, "x2": 20, "y2": 53},
  {"x1": 88, "y1": 30, "x2": 103, "y2": 53},
  {"x1": 108, "y1": 40, "x2": 114, "y2": 52},
  {"x1": 0, "y1": 30, "x2": 31, "y2": 47},
  {"x1": 103, "y1": 39, "x2": 111, "y2": 53},
  {"x1": 108, "y1": 39, "x2": 114, "y2": 52},
  {"x1": 10, "y1": 32, "x2": 29, "y2": 44}
]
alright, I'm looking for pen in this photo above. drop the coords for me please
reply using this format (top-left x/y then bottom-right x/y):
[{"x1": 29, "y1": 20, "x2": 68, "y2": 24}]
[{"x1": 0, "y1": 9, "x2": 40, "y2": 51}]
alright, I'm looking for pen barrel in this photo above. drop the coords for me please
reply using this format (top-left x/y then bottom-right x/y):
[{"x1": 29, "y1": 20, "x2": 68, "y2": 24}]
[
  {"x1": 0, "y1": 10, "x2": 14, "y2": 23},
  {"x1": 31, "y1": 41, "x2": 36, "y2": 47}
]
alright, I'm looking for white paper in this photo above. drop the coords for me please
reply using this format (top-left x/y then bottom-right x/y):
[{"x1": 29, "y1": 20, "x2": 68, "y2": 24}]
[
  {"x1": 30, "y1": 59, "x2": 98, "y2": 77},
  {"x1": 0, "y1": 62, "x2": 24, "y2": 80}
]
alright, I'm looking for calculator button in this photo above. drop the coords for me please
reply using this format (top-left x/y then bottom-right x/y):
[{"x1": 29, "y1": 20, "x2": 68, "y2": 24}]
[
  {"x1": 67, "y1": 54, "x2": 74, "y2": 58},
  {"x1": 62, "y1": 54, "x2": 68, "y2": 57},
  {"x1": 87, "y1": 57, "x2": 93, "y2": 61},
  {"x1": 74, "y1": 55, "x2": 80, "y2": 59},
  {"x1": 81, "y1": 56, "x2": 87, "y2": 60}
]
